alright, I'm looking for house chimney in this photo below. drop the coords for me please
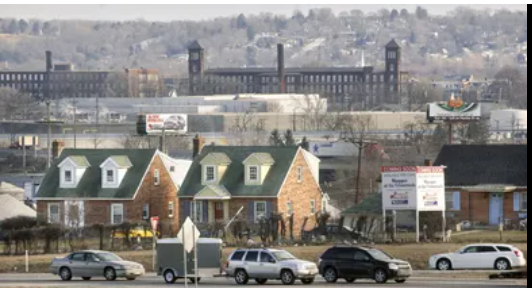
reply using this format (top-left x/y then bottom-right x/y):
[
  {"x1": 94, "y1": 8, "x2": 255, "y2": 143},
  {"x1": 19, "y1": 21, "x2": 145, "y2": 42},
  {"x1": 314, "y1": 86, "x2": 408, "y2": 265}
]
[
  {"x1": 52, "y1": 140, "x2": 65, "y2": 159},
  {"x1": 193, "y1": 135, "x2": 206, "y2": 158},
  {"x1": 277, "y1": 43, "x2": 285, "y2": 93},
  {"x1": 45, "y1": 51, "x2": 53, "y2": 72},
  {"x1": 424, "y1": 159, "x2": 433, "y2": 167}
]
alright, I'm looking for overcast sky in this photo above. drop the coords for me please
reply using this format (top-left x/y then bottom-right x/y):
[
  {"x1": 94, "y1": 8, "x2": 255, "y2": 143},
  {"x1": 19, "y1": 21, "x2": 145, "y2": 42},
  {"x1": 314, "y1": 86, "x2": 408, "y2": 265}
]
[{"x1": 0, "y1": 4, "x2": 527, "y2": 22}]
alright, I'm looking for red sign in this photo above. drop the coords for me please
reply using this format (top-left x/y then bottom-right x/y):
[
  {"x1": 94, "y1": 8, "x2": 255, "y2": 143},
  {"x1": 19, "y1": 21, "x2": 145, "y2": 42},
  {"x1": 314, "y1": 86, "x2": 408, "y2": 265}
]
[{"x1": 150, "y1": 217, "x2": 159, "y2": 234}]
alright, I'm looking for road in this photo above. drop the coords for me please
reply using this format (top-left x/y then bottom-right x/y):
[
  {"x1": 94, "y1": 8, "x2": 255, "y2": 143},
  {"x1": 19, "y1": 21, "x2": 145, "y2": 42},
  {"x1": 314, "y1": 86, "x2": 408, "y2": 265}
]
[{"x1": 0, "y1": 274, "x2": 526, "y2": 288}]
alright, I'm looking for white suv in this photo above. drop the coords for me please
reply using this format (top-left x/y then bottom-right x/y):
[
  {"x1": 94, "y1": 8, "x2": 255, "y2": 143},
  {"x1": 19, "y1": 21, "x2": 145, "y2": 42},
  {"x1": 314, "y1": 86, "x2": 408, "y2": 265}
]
[
  {"x1": 430, "y1": 244, "x2": 527, "y2": 271},
  {"x1": 225, "y1": 249, "x2": 318, "y2": 285}
]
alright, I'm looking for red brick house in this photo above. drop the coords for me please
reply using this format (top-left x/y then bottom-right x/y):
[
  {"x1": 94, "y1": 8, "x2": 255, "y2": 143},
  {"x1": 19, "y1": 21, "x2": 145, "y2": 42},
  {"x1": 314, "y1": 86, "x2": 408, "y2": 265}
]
[
  {"x1": 434, "y1": 145, "x2": 527, "y2": 226},
  {"x1": 178, "y1": 146, "x2": 323, "y2": 238},
  {"x1": 36, "y1": 149, "x2": 184, "y2": 236}
]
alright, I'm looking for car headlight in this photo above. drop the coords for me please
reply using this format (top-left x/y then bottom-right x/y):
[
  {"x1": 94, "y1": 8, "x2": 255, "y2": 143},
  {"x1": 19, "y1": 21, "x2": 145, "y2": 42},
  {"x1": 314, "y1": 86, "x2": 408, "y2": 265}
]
[{"x1": 389, "y1": 263, "x2": 399, "y2": 270}]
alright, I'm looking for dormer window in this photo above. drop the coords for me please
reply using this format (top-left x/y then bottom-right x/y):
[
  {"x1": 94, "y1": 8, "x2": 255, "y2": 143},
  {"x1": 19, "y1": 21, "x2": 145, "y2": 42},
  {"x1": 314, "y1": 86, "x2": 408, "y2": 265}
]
[
  {"x1": 205, "y1": 165, "x2": 216, "y2": 183},
  {"x1": 58, "y1": 156, "x2": 90, "y2": 189},
  {"x1": 248, "y1": 166, "x2": 259, "y2": 182},
  {"x1": 100, "y1": 156, "x2": 132, "y2": 189},
  {"x1": 64, "y1": 170, "x2": 73, "y2": 183}
]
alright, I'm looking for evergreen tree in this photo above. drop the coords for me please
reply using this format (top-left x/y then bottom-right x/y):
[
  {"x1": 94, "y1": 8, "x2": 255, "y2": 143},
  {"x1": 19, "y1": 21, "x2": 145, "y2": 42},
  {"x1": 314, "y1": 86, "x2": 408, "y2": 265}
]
[
  {"x1": 237, "y1": 14, "x2": 248, "y2": 29},
  {"x1": 8, "y1": 19, "x2": 19, "y2": 34},
  {"x1": 390, "y1": 9, "x2": 399, "y2": 21},
  {"x1": 18, "y1": 19, "x2": 29, "y2": 34},
  {"x1": 284, "y1": 130, "x2": 296, "y2": 146},
  {"x1": 300, "y1": 137, "x2": 310, "y2": 151},
  {"x1": 32, "y1": 21, "x2": 41, "y2": 35},
  {"x1": 269, "y1": 129, "x2": 284, "y2": 146}
]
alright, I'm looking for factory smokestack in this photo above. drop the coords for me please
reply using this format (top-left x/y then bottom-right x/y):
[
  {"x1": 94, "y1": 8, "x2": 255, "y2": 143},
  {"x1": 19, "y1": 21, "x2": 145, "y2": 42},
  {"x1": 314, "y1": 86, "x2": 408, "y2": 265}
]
[
  {"x1": 277, "y1": 44, "x2": 285, "y2": 93},
  {"x1": 45, "y1": 51, "x2": 53, "y2": 72}
]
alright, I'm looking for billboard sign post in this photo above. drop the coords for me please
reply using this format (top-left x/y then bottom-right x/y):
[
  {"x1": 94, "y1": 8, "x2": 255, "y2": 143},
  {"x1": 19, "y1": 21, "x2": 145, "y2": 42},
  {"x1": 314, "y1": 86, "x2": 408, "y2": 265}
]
[{"x1": 382, "y1": 166, "x2": 446, "y2": 242}]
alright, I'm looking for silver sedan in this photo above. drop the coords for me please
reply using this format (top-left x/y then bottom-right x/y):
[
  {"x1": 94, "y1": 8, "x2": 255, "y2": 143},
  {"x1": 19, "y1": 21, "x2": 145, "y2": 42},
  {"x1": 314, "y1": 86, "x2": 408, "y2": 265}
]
[{"x1": 50, "y1": 250, "x2": 145, "y2": 281}]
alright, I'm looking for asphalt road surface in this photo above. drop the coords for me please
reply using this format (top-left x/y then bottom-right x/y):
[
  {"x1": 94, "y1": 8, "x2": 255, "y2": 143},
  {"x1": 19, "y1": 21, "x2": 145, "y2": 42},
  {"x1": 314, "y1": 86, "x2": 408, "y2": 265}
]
[{"x1": 0, "y1": 274, "x2": 526, "y2": 288}]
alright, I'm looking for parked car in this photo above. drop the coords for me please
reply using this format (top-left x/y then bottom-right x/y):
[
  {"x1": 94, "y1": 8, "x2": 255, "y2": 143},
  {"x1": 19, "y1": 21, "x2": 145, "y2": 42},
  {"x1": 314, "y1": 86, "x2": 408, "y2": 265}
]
[
  {"x1": 429, "y1": 244, "x2": 527, "y2": 271},
  {"x1": 50, "y1": 250, "x2": 145, "y2": 281},
  {"x1": 112, "y1": 226, "x2": 159, "y2": 239},
  {"x1": 225, "y1": 249, "x2": 318, "y2": 285},
  {"x1": 319, "y1": 246, "x2": 412, "y2": 284}
]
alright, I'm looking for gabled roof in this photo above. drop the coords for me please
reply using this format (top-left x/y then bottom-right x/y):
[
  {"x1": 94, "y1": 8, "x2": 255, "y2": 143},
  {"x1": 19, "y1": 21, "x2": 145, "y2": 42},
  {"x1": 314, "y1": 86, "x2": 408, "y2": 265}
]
[
  {"x1": 194, "y1": 185, "x2": 231, "y2": 200},
  {"x1": 59, "y1": 156, "x2": 90, "y2": 168},
  {"x1": 200, "y1": 152, "x2": 232, "y2": 166},
  {"x1": 100, "y1": 156, "x2": 133, "y2": 168},
  {"x1": 0, "y1": 194, "x2": 36, "y2": 221},
  {"x1": 386, "y1": 39, "x2": 401, "y2": 49},
  {"x1": 180, "y1": 146, "x2": 300, "y2": 198},
  {"x1": 37, "y1": 149, "x2": 158, "y2": 199},
  {"x1": 434, "y1": 145, "x2": 527, "y2": 187},
  {"x1": 188, "y1": 40, "x2": 203, "y2": 50},
  {"x1": 243, "y1": 153, "x2": 275, "y2": 166}
]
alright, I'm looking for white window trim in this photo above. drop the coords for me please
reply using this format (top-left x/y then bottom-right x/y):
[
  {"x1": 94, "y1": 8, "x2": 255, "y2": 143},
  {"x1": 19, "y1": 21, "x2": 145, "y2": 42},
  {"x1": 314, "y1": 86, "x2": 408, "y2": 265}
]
[
  {"x1": 204, "y1": 165, "x2": 217, "y2": 183},
  {"x1": 154, "y1": 169, "x2": 161, "y2": 186},
  {"x1": 322, "y1": 199, "x2": 328, "y2": 213},
  {"x1": 248, "y1": 165, "x2": 260, "y2": 183},
  {"x1": 142, "y1": 204, "x2": 150, "y2": 220},
  {"x1": 111, "y1": 204, "x2": 124, "y2": 225},
  {"x1": 254, "y1": 201, "x2": 267, "y2": 223},
  {"x1": 48, "y1": 203, "x2": 61, "y2": 224},
  {"x1": 169, "y1": 201, "x2": 175, "y2": 218},
  {"x1": 191, "y1": 201, "x2": 204, "y2": 223},
  {"x1": 446, "y1": 192, "x2": 456, "y2": 211},
  {"x1": 297, "y1": 166, "x2": 303, "y2": 183},
  {"x1": 310, "y1": 200, "x2": 316, "y2": 214},
  {"x1": 106, "y1": 169, "x2": 115, "y2": 184},
  {"x1": 521, "y1": 192, "x2": 528, "y2": 212},
  {"x1": 287, "y1": 201, "x2": 293, "y2": 216}
]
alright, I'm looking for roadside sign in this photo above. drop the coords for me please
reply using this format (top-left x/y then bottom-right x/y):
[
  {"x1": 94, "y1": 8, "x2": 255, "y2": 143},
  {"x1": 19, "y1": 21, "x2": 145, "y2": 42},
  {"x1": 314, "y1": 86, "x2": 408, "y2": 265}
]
[
  {"x1": 151, "y1": 216, "x2": 159, "y2": 233},
  {"x1": 177, "y1": 217, "x2": 200, "y2": 253}
]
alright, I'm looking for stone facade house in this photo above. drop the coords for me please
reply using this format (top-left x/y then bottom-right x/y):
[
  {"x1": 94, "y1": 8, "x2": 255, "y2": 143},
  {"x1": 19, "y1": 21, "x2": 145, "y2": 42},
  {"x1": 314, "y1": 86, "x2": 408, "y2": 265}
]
[
  {"x1": 178, "y1": 146, "x2": 323, "y2": 238},
  {"x1": 434, "y1": 145, "x2": 527, "y2": 226},
  {"x1": 36, "y1": 149, "x2": 184, "y2": 236}
]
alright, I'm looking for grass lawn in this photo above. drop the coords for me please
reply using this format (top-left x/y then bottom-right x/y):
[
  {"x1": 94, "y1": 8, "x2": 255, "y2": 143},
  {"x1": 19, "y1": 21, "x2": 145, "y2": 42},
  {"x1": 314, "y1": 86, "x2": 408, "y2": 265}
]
[{"x1": 0, "y1": 241, "x2": 527, "y2": 274}]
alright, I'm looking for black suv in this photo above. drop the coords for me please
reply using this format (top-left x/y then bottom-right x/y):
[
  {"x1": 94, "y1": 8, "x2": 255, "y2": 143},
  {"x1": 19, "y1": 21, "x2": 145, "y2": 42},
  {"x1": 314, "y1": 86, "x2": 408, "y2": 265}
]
[{"x1": 318, "y1": 246, "x2": 412, "y2": 284}]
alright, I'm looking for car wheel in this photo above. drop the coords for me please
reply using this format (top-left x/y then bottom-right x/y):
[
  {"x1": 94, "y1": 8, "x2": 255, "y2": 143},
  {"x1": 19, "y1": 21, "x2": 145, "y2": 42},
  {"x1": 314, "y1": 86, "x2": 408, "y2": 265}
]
[
  {"x1": 437, "y1": 259, "x2": 452, "y2": 271},
  {"x1": 301, "y1": 278, "x2": 315, "y2": 285},
  {"x1": 59, "y1": 267, "x2": 72, "y2": 281},
  {"x1": 281, "y1": 270, "x2": 296, "y2": 285},
  {"x1": 324, "y1": 268, "x2": 338, "y2": 283},
  {"x1": 395, "y1": 279, "x2": 407, "y2": 283},
  {"x1": 255, "y1": 279, "x2": 268, "y2": 285},
  {"x1": 495, "y1": 259, "x2": 511, "y2": 271},
  {"x1": 164, "y1": 270, "x2": 177, "y2": 284},
  {"x1": 374, "y1": 269, "x2": 389, "y2": 284},
  {"x1": 346, "y1": 278, "x2": 356, "y2": 283},
  {"x1": 104, "y1": 267, "x2": 117, "y2": 281},
  {"x1": 127, "y1": 277, "x2": 136, "y2": 281},
  {"x1": 82, "y1": 277, "x2": 92, "y2": 281},
  {"x1": 235, "y1": 270, "x2": 249, "y2": 285}
]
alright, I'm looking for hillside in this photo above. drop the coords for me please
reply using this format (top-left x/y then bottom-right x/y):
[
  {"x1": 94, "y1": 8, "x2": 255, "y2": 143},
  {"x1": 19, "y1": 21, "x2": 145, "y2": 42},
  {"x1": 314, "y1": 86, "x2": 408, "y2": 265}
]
[{"x1": 0, "y1": 7, "x2": 527, "y2": 79}]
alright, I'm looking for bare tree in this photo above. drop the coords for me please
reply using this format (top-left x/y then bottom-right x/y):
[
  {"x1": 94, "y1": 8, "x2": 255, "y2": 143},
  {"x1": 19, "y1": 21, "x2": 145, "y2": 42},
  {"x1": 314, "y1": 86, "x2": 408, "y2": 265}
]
[
  {"x1": 0, "y1": 87, "x2": 44, "y2": 120},
  {"x1": 227, "y1": 111, "x2": 267, "y2": 146}
]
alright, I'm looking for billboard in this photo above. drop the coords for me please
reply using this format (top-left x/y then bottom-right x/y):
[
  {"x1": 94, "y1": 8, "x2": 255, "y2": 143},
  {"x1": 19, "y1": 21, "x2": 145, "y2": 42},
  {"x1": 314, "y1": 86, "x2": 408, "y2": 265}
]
[
  {"x1": 138, "y1": 114, "x2": 188, "y2": 135},
  {"x1": 382, "y1": 166, "x2": 445, "y2": 211},
  {"x1": 427, "y1": 99, "x2": 481, "y2": 123}
]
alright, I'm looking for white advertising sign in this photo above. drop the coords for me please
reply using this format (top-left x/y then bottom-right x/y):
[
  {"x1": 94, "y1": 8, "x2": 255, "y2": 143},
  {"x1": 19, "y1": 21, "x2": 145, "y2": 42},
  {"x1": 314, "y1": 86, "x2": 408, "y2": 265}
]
[
  {"x1": 310, "y1": 142, "x2": 358, "y2": 157},
  {"x1": 146, "y1": 114, "x2": 188, "y2": 134},
  {"x1": 428, "y1": 102, "x2": 481, "y2": 123},
  {"x1": 382, "y1": 167, "x2": 418, "y2": 210},
  {"x1": 382, "y1": 166, "x2": 446, "y2": 212}
]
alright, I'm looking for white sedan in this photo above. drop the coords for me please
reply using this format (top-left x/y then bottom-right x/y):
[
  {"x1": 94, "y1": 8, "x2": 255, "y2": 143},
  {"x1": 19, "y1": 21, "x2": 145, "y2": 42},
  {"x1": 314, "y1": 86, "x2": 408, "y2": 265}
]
[{"x1": 429, "y1": 244, "x2": 526, "y2": 271}]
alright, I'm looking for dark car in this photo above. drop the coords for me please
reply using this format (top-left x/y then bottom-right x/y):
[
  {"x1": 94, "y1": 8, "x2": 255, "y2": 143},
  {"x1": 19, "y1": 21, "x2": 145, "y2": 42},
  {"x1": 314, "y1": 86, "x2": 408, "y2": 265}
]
[{"x1": 318, "y1": 246, "x2": 412, "y2": 284}]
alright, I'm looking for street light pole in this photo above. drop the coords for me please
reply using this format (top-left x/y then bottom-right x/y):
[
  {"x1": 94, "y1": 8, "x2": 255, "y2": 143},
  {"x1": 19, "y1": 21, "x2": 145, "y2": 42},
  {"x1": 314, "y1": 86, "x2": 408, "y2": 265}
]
[
  {"x1": 46, "y1": 101, "x2": 52, "y2": 169},
  {"x1": 73, "y1": 99, "x2": 77, "y2": 149}
]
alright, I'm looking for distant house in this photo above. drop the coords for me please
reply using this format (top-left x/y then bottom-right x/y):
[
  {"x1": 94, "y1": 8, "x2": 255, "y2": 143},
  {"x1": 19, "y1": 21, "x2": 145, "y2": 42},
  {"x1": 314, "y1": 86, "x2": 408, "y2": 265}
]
[
  {"x1": 0, "y1": 194, "x2": 36, "y2": 222},
  {"x1": 0, "y1": 181, "x2": 25, "y2": 201},
  {"x1": 35, "y1": 149, "x2": 186, "y2": 236},
  {"x1": 178, "y1": 146, "x2": 323, "y2": 238},
  {"x1": 434, "y1": 145, "x2": 527, "y2": 226}
]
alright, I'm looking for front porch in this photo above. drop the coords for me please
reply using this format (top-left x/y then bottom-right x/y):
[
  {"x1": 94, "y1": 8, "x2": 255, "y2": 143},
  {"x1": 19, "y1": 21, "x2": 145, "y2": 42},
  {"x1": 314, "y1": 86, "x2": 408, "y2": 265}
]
[{"x1": 194, "y1": 185, "x2": 232, "y2": 222}]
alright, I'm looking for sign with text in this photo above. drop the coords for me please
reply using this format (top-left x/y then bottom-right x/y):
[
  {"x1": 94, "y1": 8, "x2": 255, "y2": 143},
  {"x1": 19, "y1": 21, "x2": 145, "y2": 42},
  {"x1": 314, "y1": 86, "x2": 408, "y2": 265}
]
[
  {"x1": 382, "y1": 166, "x2": 445, "y2": 211},
  {"x1": 427, "y1": 101, "x2": 481, "y2": 123}
]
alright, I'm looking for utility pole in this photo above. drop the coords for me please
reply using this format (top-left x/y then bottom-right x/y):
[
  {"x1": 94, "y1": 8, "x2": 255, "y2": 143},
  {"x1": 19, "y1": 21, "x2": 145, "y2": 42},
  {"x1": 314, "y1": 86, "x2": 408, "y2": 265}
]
[
  {"x1": 72, "y1": 99, "x2": 78, "y2": 149},
  {"x1": 46, "y1": 101, "x2": 52, "y2": 168}
]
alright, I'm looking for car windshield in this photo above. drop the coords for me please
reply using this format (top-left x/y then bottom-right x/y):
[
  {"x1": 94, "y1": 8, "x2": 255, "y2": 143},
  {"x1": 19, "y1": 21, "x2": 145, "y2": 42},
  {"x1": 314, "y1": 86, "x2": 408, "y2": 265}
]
[
  {"x1": 368, "y1": 249, "x2": 393, "y2": 261},
  {"x1": 272, "y1": 251, "x2": 296, "y2": 261},
  {"x1": 96, "y1": 253, "x2": 122, "y2": 262}
]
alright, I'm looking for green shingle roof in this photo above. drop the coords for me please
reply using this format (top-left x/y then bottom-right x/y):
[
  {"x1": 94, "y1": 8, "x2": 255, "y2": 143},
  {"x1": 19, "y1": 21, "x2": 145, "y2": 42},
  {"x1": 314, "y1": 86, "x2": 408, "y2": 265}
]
[
  {"x1": 180, "y1": 146, "x2": 300, "y2": 198},
  {"x1": 108, "y1": 156, "x2": 133, "y2": 168},
  {"x1": 200, "y1": 153, "x2": 232, "y2": 166},
  {"x1": 37, "y1": 149, "x2": 157, "y2": 199},
  {"x1": 342, "y1": 193, "x2": 383, "y2": 216},
  {"x1": 68, "y1": 156, "x2": 90, "y2": 167},
  {"x1": 244, "y1": 153, "x2": 276, "y2": 165}
]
